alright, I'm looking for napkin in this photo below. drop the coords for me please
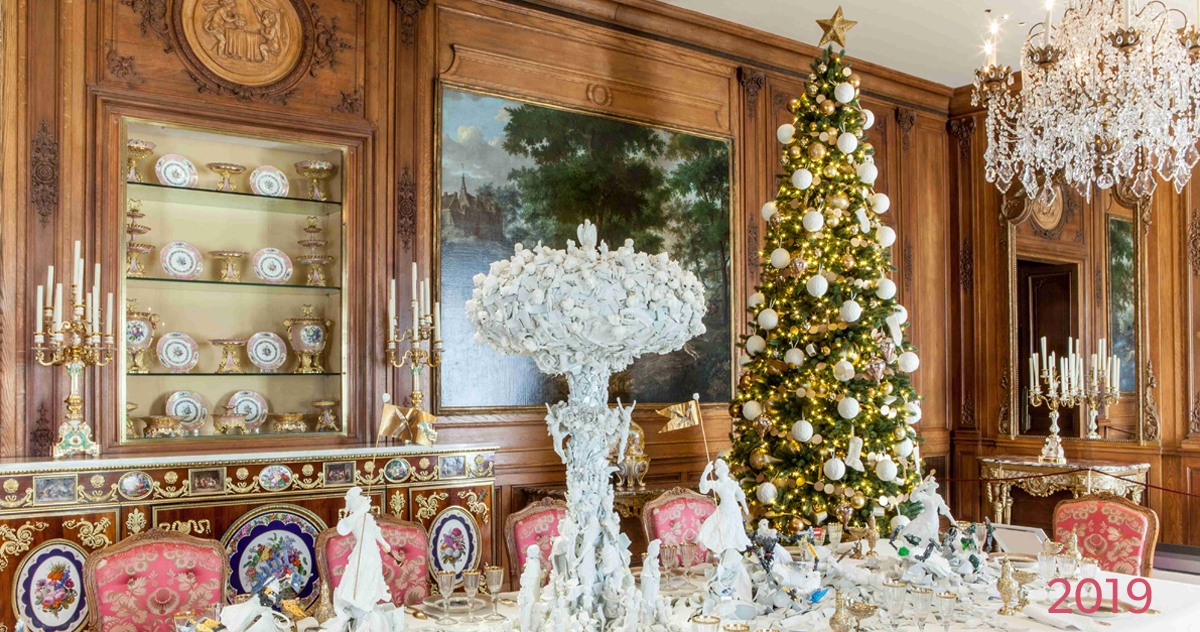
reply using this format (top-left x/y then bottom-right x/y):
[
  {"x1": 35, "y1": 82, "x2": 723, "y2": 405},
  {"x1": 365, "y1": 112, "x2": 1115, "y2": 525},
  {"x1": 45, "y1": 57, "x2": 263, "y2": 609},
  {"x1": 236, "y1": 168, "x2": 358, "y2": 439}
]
[{"x1": 1020, "y1": 604, "x2": 1101, "y2": 631}]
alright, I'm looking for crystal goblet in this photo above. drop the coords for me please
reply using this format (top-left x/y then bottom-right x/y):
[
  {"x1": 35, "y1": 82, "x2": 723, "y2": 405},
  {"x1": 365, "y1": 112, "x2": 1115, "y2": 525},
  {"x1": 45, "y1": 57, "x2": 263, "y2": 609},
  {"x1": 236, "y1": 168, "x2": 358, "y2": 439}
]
[
  {"x1": 827, "y1": 523, "x2": 844, "y2": 548},
  {"x1": 691, "y1": 615, "x2": 720, "y2": 632},
  {"x1": 935, "y1": 592, "x2": 956, "y2": 632},
  {"x1": 911, "y1": 586, "x2": 934, "y2": 631},
  {"x1": 1037, "y1": 552, "x2": 1057, "y2": 589},
  {"x1": 974, "y1": 522, "x2": 989, "y2": 551},
  {"x1": 434, "y1": 570, "x2": 458, "y2": 625},
  {"x1": 461, "y1": 570, "x2": 481, "y2": 623},
  {"x1": 882, "y1": 580, "x2": 907, "y2": 630},
  {"x1": 484, "y1": 564, "x2": 506, "y2": 622},
  {"x1": 1057, "y1": 554, "x2": 1078, "y2": 579},
  {"x1": 662, "y1": 545, "x2": 680, "y2": 588},
  {"x1": 680, "y1": 541, "x2": 697, "y2": 587}
]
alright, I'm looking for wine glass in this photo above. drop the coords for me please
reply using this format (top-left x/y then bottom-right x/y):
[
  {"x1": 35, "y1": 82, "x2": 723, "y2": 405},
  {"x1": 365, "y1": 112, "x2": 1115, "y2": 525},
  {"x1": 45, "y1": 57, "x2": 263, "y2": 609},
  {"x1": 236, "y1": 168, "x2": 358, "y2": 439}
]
[
  {"x1": 172, "y1": 611, "x2": 195, "y2": 631},
  {"x1": 435, "y1": 570, "x2": 458, "y2": 625},
  {"x1": 1057, "y1": 554, "x2": 1078, "y2": 579},
  {"x1": 827, "y1": 523, "x2": 844, "y2": 549},
  {"x1": 974, "y1": 523, "x2": 988, "y2": 551},
  {"x1": 935, "y1": 592, "x2": 957, "y2": 632},
  {"x1": 1037, "y1": 552, "x2": 1057, "y2": 589},
  {"x1": 680, "y1": 542, "x2": 697, "y2": 587},
  {"x1": 484, "y1": 565, "x2": 506, "y2": 622},
  {"x1": 662, "y1": 545, "x2": 680, "y2": 588},
  {"x1": 882, "y1": 580, "x2": 907, "y2": 630},
  {"x1": 910, "y1": 586, "x2": 934, "y2": 631},
  {"x1": 692, "y1": 615, "x2": 720, "y2": 632},
  {"x1": 462, "y1": 570, "x2": 482, "y2": 623}
]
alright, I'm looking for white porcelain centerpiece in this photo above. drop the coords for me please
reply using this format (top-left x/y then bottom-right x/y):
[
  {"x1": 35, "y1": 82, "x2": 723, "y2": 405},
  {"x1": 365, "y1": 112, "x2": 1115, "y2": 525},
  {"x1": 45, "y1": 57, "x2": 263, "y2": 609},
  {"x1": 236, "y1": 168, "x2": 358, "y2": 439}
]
[{"x1": 465, "y1": 221, "x2": 706, "y2": 630}]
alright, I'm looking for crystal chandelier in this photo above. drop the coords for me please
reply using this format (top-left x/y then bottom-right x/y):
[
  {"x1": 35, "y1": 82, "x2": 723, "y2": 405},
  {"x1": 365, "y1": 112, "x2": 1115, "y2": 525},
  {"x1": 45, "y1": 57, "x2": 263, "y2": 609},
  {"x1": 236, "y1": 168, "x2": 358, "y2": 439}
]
[{"x1": 973, "y1": 0, "x2": 1200, "y2": 204}]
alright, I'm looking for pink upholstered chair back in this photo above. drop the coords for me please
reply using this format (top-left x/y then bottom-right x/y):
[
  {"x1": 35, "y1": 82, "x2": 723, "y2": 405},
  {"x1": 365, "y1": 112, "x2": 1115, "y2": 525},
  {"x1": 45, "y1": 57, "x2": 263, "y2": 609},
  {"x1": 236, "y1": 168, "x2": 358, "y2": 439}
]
[
  {"x1": 83, "y1": 528, "x2": 229, "y2": 632},
  {"x1": 504, "y1": 498, "x2": 567, "y2": 578},
  {"x1": 1053, "y1": 492, "x2": 1159, "y2": 577},
  {"x1": 315, "y1": 514, "x2": 429, "y2": 607},
  {"x1": 641, "y1": 487, "x2": 717, "y2": 564}
]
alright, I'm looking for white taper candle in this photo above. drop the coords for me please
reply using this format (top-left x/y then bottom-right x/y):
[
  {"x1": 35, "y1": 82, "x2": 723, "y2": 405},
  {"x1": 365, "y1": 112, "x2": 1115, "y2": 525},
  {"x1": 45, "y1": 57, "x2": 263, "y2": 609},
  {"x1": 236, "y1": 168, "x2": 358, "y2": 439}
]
[{"x1": 105, "y1": 292, "x2": 113, "y2": 336}]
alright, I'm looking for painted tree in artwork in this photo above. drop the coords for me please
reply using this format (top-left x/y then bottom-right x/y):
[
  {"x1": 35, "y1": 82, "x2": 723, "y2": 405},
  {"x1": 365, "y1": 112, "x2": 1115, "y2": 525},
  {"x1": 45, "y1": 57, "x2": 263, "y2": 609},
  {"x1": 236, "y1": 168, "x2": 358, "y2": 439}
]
[{"x1": 726, "y1": 40, "x2": 924, "y2": 535}]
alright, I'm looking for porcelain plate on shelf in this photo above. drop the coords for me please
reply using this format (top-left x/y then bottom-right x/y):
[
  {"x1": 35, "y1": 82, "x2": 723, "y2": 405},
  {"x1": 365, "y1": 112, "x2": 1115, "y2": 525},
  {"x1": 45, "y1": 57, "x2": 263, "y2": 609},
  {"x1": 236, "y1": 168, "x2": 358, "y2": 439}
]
[
  {"x1": 156, "y1": 332, "x2": 200, "y2": 373},
  {"x1": 165, "y1": 390, "x2": 209, "y2": 431},
  {"x1": 155, "y1": 153, "x2": 199, "y2": 188},
  {"x1": 249, "y1": 165, "x2": 289, "y2": 197},
  {"x1": 247, "y1": 332, "x2": 288, "y2": 372},
  {"x1": 227, "y1": 390, "x2": 269, "y2": 428},
  {"x1": 160, "y1": 241, "x2": 204, "y2": 280},
  {"x1": 252, "y1": 248, "x2": 293, "y2": 284}
]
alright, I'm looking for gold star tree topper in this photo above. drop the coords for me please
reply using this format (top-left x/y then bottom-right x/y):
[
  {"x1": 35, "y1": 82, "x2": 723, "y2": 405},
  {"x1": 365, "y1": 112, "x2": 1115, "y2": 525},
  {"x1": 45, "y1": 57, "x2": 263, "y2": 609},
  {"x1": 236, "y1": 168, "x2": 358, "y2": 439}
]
[{"x1": 816, "y1": 6, "x2": 857, "y2": 48}]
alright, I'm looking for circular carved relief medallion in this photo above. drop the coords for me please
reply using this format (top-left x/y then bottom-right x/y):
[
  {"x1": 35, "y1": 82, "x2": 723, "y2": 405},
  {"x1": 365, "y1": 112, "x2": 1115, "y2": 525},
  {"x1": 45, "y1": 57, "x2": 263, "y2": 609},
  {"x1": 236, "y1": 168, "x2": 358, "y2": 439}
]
[
  {"x1": 1029, "y1": 186, "x2": 1065, "y2": 232},
  {"x1": 179, "y1": 0, "x2": 306, "y2": 87}
]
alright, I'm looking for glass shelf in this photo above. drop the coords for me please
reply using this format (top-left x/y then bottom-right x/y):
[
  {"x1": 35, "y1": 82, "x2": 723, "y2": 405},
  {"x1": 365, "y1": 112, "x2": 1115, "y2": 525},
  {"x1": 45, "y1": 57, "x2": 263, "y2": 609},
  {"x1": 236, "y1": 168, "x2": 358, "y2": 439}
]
[
  {"x1": 127, "y1": 181, "x2": 342, "y2": 217},
  {"x1": 127, "y1": 276, "x2": 341, "y2": 295},
  {"x1": 128, "y1": 372, "x2": 342, "y2": 377}
]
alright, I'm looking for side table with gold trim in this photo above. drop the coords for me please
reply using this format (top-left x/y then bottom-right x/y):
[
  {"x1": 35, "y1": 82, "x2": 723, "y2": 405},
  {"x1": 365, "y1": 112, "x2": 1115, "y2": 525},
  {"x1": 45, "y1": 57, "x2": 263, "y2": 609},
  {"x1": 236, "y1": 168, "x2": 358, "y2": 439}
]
[{"x1": 978, "y1": 456, "x2": 1150, "y2": 525}]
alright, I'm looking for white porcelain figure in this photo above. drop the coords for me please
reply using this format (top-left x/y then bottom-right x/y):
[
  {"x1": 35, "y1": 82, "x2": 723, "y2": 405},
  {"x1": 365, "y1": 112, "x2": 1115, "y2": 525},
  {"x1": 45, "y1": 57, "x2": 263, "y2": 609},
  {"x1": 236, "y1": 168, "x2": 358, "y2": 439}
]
[
  {"x1": 898, "y1": 475, "x2": 953, "y2": 549},
  {"x1": 697, "y1": 459, "x2": 752, "y2": 554},
  {"x1": 466, "y1": 221, "x2": 706, "y2": 632},
  {"x1": 322, "y1": 487, "x2": 395, "y2": 632},
  {"x1": 517, "y1": 545, "x2": 542, "y2": 632}
]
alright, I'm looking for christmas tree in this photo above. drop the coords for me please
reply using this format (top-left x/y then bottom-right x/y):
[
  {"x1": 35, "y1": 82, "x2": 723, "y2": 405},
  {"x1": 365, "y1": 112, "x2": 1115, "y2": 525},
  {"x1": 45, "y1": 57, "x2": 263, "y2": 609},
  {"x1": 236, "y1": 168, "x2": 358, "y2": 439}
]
[{"x1": 728, "y1": 13, "x2": 924, "y2": 536}]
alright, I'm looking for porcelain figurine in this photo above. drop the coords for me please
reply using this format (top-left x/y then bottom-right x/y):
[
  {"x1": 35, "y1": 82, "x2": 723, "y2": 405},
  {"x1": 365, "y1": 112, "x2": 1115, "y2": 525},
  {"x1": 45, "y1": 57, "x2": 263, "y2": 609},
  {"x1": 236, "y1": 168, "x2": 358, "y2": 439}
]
[
  {"x1": 697, "y1": 459, "x2": 753, "y2": 554},
  {"x1": 321, "y1": 487, "x2": 393, "y2": 632}
]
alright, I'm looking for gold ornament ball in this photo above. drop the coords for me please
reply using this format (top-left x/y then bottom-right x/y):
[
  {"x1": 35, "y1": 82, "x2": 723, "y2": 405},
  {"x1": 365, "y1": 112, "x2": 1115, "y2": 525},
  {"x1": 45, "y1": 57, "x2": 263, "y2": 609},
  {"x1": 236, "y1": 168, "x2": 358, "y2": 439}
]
[
  {"x1": 825, "y1": 126, "x2": 839, "y2": 138},
  {"x1": 788, "y1": 146, "x2": 802, "y2": 158},
  {"x1": 848, "y1": 73, "x2": 862, "y2": 88},
  {"x1": 728, "y1": 402, "x2": 742, "y2": 418},
  {"x1": 807, "y1": 84, "x2": 818, "y2": 94},
  {"x1": 819, "y1": 99, "x2": 837, "y2": 116},
  {"x1": 851, "y1": 494, "x2": 866, "y2": 509},
  {"x1": 827, "y1": 192, "x2": 850, "y2": 210},
  {"x1": 823, "y1": 164, "x2": 840, "y2": 179},
  {"x1": 750, "y1": 448, "x2": 769, "y2": 470},
  {"x1": 789, "y1": 98, "x2": 803, "y2": 111},
  {"x1": 841, "y1": 254, "x2": 856, "y2": 269},
  {"x1": 817, "y1": 63, "x2": 828, "y2": 73},
  {"x1": 780, "y1": 155, "x2": 791, "y2": 166},
  {"x1": 820, "y1": 347, "x2": 831, "y2": 356},
  {"x1": 739, "y1": 374, "x2": 755, "y2": 390},
  {"x1": 789, "y1": 326, "x2": 801, "y2": 336},
  {"x1": 808, "y1": 143, "x2": 827, "y2": 160},
  {"x1": 789, "y1": 517, "x2": 805, "y2": 533},
  {"x1": 893, "y1": 426, "x2": 908, "y2": 440},
  {"x1": 882, "y1": 382, "x2": 895, "y2": 395}
]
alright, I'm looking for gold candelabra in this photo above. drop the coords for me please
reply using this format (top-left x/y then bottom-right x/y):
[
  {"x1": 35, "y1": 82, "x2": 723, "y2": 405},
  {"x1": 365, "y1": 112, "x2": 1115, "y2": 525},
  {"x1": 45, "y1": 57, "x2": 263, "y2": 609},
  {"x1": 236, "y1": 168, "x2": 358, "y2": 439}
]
[
  {"x1": 32, "y1": 244, "x2": 115, "y2": 458},
  {"x1": 1079, "y1": 372, "x2": 1120, "y2": 440},
  {"x1": 1028, "y1": 336, "x2": 1121, "y2": 463},
  {"x1": 386, "y1": 270, "x2": 442, "y2": 411}
]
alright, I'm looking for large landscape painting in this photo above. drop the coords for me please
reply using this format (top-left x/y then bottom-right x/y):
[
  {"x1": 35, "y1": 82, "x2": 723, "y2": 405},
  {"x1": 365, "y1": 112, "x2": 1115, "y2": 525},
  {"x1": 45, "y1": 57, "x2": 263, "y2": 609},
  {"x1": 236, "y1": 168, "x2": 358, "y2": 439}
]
[{"x1": 438, "y1": 87, "x2": 732, "y2": 408}]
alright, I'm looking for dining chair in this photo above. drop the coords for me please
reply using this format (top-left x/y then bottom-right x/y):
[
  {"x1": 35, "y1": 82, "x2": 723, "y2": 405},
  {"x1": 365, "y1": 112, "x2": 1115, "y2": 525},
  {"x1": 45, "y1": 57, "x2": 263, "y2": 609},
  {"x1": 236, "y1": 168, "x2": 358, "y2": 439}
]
[
  {"x1": 640, "y1": 487, "x2": 716, "y2": 563},
  {"x1": 315, "y1": 513, "x2": 429, "y2": 607},
  {"x1": 503, "y1": 497, "x2": 567, "y2": 578},
  {"x1": 1053, "y1": 492, "x2": 1159, "y2": 576}
]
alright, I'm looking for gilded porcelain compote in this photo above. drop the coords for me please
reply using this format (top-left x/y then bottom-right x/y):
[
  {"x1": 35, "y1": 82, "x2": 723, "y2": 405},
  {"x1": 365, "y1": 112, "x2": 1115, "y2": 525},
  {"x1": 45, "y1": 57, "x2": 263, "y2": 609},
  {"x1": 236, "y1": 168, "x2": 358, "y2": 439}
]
[
  {"x1": 284, "y1": 305, "x2": 333, "y2": 374},
  {"x1": 213, "y1": 408, "x2": 248, "y2": 435},
  {"x1": 312, "y1": 399, "x2": 339, "y2": 431},
  {"x1": 270, "y1": 412, "x2": 308, "y2": 434},
  {"x1": 125, "y1": 299, "x2": 159, "y2": 374},
  {"x1": 297, "y1": 216, "x2": 336, "y2": 287},
  {"x1": 210, "y1": 251, "x2": 248, "y2": 283},
  {"x1": 847, "y1": 600, "x2": 879, "y2": 631},
  {"x1": 294, "y1": 160, "x2": 336, "y2": 201},
  {"x1": 125, "y1": 200, "x2": 153, "y2": 278},
  {"x1": 126, "y1": 139, "x2": 155, "y2": 183},
  {"x1": 206, "y1": 162, "x2": 245, "y2": 192},
  {"x1": 210, "y1": 338, "x2": 248, "y2": 374}
]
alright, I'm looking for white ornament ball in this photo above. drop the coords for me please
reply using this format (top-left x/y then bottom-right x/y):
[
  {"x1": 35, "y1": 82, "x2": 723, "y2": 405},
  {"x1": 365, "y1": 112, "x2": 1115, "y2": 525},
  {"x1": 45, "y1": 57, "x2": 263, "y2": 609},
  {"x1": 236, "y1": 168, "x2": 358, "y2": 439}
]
[
  {"x1": 742, "y1": 400, "x2": 763, "y2": 420},
  {"x1": 893, "y1": 304, "x2": 908, "y2": 324},
  {"x1": 875, "y1": 459, "x2": 898, "y2": 482},
  {"x1": 748, "y1": 292, "x2": 766, "y2": 308},
  {"x1": 834, "y1": 82, "x2": 856, "y2": 104},
  {"x1": 746, "y1": 335, "x2": 766, "y2": 355},
  {"x1": 904, "y1": 401, "x2": 923, "y2": 424},
  {"x1": 838, "y1": 396, "x2": 861, "y2": 419},
  {"x1": 791, "y1": 168, "x2": 814, "y2": 190},
  {"x1": 824, "y1": 457, "x2": 847, "y2": 481},
  {"x1": 761, "y1": 201, "x2": 778, "y2": 221},
  {"x1": 894, "y1": 438, "x2": 914, "y2": 458},
  {"x1": 890, "y1": 514, "x2": 910, "y2": 532},
  {"x1": 833, "y1": 359, "x2": 856, "y2": 382},
  {"x1": 839, "y1": 299, "x2": 862, "y2": 323},
  {"x1": 738, "y1": 354, "x2": 752, "y2": 367},
  {"x1": 776, "y1": 123, "x2": 796, "y2": 144},
  {"x1": 757, "y1": 308, "x2": 779, "y2": 330},
  {"x1": 757, "y1": 481, "x2": 778, "y2": 504},
  {"x1": 876, "y1": 278, "x2": 897, "y2": 300},
  {"x1": 837, "y1": 132, "x2": 858, "y2": 154},
  {"x1": 898, "y1": 351, "x2": 920, "y2": 373},
  {"x1": 806, "y1": 274, "x2": 829, "y2": 297},
  {"x1": 802, "y1": 210, "x2": 825, "y2": 232},
  {"x1": 811, "y1": 433, "x2": 823, "y2": 444},
  {"x1": 856, "y1": 162, "x2": 878, "y2": 184},
  {"x1": 876, "y1": 225, "x2": 897, "y2": 248},
  {"x1": 873, "y1": 192, "x2": 891, "y2": 214},
  {"x1": 784, "y1": 347, "x2": 805, "y2": 366},
  {"x1": 770, "y1": 248, "x2": 792, "y2": 269},
  {"x1": 863, "y1": 109, "x2": 876, "y2": 130},
  {"x1": 792, "y1": 419, "x2": 814, "y2": 442}
]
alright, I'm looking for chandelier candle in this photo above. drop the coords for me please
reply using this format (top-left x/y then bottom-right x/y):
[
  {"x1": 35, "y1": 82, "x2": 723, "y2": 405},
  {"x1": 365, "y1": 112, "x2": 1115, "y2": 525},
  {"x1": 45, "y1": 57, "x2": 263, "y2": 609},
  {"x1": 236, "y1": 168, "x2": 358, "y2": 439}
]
[{"x1": 32, "y1": 240, "x2": 116, "y2": 459}]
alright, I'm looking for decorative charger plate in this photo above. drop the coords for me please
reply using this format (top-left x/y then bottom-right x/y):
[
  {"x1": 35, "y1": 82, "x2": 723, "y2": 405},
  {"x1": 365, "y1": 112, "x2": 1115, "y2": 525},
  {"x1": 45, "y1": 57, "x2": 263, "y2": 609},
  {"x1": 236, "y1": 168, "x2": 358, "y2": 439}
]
[
  {"x1": 247, "y1": 332, "x2": 288, "y2": 372},
  {"x1": 117, "y1": 471, "x2": 153, "y2": 500},
  {"x1": 156, "y1": 332, "x2": 200, "y2": 373},
  {"x1": 426, "y1": 506, "x2": 481, "y2": 586},
  {"x1": 165, "y1": 390, "x2": 210, "y2": 430},
  {"x1": 155, "y1": 153, "x2": 199, "y2": 188},
  {"x1": 227, "y1": 390, "x2": 269, "y2": 428},
  {"x1": 249, "y1": 166, "x2": 289, "y2": 197},
  {"x1": 160, "y1": 241, "x2": 204, "y2": 280},
  {"x1": 13, "y1": 539, "x2": 88, "y2": 632},
  {"x1": 221, "y1": 504, "x2": 326, "y2": 608},
  {"x1": 252, "y1": 248, "x2": 293, "y2": 284}
]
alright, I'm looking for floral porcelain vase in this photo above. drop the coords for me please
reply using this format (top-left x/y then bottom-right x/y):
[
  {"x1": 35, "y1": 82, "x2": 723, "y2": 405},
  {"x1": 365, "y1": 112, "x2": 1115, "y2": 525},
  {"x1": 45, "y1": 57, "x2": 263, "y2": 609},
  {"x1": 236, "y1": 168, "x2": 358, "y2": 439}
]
[{"x1": 284, "y1": 305, "x2": 334, "y2": 374}]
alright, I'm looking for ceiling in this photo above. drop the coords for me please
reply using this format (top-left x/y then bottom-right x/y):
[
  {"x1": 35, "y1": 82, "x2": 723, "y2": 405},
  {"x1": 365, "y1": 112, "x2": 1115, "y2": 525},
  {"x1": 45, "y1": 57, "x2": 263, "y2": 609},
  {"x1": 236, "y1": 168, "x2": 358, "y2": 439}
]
[{"x1": 660, "y1": 0, "x2": 1197, "y2": 87}]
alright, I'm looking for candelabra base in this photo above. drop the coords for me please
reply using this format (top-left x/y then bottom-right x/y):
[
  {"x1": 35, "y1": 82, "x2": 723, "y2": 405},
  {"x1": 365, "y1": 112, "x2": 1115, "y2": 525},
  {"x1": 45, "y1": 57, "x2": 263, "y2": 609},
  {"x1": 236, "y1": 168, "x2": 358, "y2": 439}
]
[
  {"x1": 53, "y1": 419, "x2": 99, "y2": 459},
  {"x1": 1039, "y1": 434, "x2": 1066, "y2": 465},
  {"x1": 1086, "y1": 409, "x2": 1103, "y2": 440}
]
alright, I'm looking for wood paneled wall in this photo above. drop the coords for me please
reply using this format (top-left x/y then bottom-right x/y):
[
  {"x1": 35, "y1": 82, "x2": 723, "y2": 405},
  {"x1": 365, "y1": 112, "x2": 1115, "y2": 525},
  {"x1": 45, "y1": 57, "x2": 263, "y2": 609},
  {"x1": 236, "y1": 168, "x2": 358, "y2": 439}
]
[
  {"x1": 950, "y1": 87, "x2": 1200, "y2": 545},
  {"x1": 0, "y1": 0, "x2": 955, "y2": 569}
]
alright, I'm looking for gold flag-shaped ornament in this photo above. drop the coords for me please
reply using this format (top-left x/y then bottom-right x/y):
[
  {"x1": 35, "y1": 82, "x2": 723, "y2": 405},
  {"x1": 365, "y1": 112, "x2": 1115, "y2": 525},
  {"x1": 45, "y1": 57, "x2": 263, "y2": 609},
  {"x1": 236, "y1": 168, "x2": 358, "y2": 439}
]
[
  {"x1": 378, "y1": 403, "x2": 438, "y2": 447},
  {"x1": 656, "y1": 398, "x2": 702, "y2": 433}
]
